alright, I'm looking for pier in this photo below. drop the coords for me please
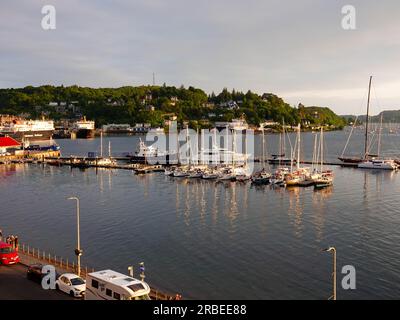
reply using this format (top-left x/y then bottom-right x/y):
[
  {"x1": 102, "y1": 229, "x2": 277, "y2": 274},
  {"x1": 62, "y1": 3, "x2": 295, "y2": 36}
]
[{"x1": 0, "y1": 150, "x2": 61, "y2": 163}]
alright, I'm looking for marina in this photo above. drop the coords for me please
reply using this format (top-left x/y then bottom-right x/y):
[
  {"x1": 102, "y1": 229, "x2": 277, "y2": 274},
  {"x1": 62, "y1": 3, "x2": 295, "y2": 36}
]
[{"x1": 2, "y1": 130, "x2": 400, "y2": 299}]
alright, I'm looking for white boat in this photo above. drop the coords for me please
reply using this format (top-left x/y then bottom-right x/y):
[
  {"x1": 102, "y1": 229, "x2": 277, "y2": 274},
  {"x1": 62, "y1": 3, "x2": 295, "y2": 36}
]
[
  {"x1": 95, "y1": 158, "x2": 117, "y2": 166},
  {"x1": 131, "y1": 139, "x2": 177, "y2": 164},
  {"x1": 188, "y1": 169, "x2": 204, "y2": 179},
  {"x1": 164, "y1": 167, "x2": 176, "y2": 176},
  {"x1": 358, "y1": 159, "x2": 398, "y2": 170},
  {"x1": 202, "y1": 169, "x2": 220, "y2": 180},
  {"x1": 218, "y1": 168, "x2": 235, "y2": 181},
  {"x1": 173, "y1": 169, "x2": 190, "y2": 177},
  {"x1": 340, "y1": 76, "x2": 396, "y2": 169}
]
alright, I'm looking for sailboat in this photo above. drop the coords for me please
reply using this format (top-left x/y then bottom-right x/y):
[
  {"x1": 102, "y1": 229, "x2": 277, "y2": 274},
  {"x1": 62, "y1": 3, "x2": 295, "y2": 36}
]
[
  {"x1": 285, "y1": 124, "x2": 310, "y2": 186},
  {"x1": 357, "y1": 113, "x2": 398, "y2": 170},
  {"x1": 268, "y1": 120, "x2": 296, "y2": 165},
  {"x1": 339, "y1": 76, "x2": 393, "y2": 167},
  {"x1": 350, "y1": 77, "x2": 398, "y2": 170},
  {"x1": 313, "y1": 127, "x2": 334, "y2": 189}
]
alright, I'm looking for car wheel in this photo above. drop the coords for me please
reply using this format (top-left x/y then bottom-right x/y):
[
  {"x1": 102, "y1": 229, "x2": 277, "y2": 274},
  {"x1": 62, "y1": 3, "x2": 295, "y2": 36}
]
[
  {"x1": 55, "y1": 284, "x2": 59, "y2": 290},
  {"x1": 70, "y1": 291, "x2": 75, "y2": 297}
]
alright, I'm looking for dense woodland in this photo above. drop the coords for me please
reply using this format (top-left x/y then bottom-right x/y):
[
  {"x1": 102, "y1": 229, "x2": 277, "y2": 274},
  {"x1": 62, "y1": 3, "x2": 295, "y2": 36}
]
[{"x1": 0, "y1": 85, "x2": 346, "y2": 129}]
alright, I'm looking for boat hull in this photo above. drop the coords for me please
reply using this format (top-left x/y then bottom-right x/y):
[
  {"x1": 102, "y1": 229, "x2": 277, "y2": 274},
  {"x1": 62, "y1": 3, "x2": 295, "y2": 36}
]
[
  {"x1": 131, "y1": 154, "x2": 178, "y2": 165},
  {"x1": 1, "y1": 130, "x2": 54, "y2": 142},
  {"x1": 76, "y1": 129, "x2": 95, "y2": 139}
]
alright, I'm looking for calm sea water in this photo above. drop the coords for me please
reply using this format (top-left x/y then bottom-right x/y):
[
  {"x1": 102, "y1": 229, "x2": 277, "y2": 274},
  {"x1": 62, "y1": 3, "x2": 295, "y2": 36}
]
[{"x1": 1, "y1": 130, "x2": 400, "y2": 299}]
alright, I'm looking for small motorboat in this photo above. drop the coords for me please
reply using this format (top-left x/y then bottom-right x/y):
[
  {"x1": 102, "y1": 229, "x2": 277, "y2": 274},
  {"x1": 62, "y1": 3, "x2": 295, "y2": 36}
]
[{"x1": 173, "y1": 169, "x2": 190, "y2": 178}]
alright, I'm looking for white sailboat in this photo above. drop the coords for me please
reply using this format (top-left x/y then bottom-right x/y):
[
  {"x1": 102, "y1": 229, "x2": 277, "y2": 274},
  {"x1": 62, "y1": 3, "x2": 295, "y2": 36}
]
[{"x1": 356, "y1": 77, "x2": 398, "y2": 170}]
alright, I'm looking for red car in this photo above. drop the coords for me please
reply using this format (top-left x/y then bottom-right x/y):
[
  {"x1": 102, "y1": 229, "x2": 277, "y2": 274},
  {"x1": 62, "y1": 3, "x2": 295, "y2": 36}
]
[{"x1": 0, "y1": 242, "x2": 19, "y2": 265}]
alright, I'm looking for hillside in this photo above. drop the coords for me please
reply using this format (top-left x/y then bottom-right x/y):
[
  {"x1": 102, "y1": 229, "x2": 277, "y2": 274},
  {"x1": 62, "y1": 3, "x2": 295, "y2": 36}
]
[
  {"x1": 341, "y1": 110, "x2": 400, "y2": 124},
  {"x1": 0, "y1": 85, "x2": 345, "y2": 129},
  {"x1": 299, "y1": 105, "x2": 346, "y2": 128}
]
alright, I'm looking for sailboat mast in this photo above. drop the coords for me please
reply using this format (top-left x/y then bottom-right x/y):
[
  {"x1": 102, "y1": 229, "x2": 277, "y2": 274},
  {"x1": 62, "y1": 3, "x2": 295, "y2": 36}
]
[
  {"x1": 297, "y1": 123, "x2": 301, "y2": 169},
  {"x1": 186, "y1": 125, "x2": 190, "y2": 167},
  {"x1": 320, "y1": 127, "x2": 323, "y2": 172},
  {"x1": 364, "y1": 76, "x2": 373, "y2": 159},
  {"x1": 262, "y1": 126, "x2": 265, "y2": 166},
  {"x1": 100, "y1": 131, "x2": 103, "y2": 157},
  {"x1": 377, "y1": 113, "x2": 383, "y2": 157},
  {"x1": 233, "y1": 129, "x2": 236, "y2": 169}
]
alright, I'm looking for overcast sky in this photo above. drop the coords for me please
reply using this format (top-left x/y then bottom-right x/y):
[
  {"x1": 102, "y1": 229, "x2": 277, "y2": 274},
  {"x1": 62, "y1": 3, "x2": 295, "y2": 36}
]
[{"x1": 1, "y1": 0, "x2": 400, "y2": 115}]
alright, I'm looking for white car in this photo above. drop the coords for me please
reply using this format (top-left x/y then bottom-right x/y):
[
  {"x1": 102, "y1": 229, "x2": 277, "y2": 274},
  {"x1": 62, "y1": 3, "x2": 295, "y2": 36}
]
[{"x1": 56, "y1": 273, "x2": 86, "y2": 298}]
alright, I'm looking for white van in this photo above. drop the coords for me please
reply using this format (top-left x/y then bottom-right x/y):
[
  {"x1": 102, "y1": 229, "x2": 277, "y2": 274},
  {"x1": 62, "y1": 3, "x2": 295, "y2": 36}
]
[{"x1": 85, "y1": 269, "x2": 151, "y2": 300}]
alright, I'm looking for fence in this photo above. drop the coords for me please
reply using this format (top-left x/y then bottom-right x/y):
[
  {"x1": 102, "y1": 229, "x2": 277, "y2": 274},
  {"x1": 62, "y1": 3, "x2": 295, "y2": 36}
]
[
  {"x1": 18, "y1": 243, "x2": 180, "y2": 300},
  {"x1": 19, "y1": 243, "x2": 94, "y2": 278}
]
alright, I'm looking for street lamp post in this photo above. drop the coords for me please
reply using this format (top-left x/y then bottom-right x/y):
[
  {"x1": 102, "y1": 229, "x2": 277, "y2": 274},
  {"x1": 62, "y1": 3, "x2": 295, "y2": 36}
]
[
  {"x1": 323, "y1": 247, "x2": 337, "y2": 300},
  {"x1": 68, "y1": 197, "x2": 82, "y2": 276}
]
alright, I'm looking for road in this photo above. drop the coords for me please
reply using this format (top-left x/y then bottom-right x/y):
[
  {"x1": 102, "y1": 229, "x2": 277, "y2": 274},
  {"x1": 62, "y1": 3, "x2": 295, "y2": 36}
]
[{"x1": 0, "y1": 263, "x2": 72, "y2": 300}]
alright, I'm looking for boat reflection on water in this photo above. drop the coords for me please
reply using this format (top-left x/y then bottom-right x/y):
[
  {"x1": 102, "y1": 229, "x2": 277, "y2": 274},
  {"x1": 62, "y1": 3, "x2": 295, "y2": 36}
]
[{"x1": 170, "y1": 175, "x2": 245, "y2": 229}]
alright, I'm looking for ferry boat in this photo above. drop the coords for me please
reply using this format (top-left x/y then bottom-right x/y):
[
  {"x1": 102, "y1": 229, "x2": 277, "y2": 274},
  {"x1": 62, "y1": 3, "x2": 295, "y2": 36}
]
[
  {"x1": 73, "y1": 117, "x2": 95, "y2": 139},
  {"x1": 0, "y1": 119, "x2": 55, "y2": 142}
]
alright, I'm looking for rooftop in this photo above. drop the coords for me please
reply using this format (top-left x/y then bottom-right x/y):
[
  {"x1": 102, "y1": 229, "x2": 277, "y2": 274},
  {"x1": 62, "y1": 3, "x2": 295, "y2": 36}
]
[{"x1": 0, "y1": 136, "x2": 21, "y2": 148}]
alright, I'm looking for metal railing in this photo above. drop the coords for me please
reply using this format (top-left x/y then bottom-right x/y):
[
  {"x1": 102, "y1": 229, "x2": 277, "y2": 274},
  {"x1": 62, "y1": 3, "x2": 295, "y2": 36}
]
[
  {"x1": 18, "y1": 243, "x2": 181, "y2": 300},
  {"x1": 19, "y1": 243, "x2": 94, "y2": 278}
]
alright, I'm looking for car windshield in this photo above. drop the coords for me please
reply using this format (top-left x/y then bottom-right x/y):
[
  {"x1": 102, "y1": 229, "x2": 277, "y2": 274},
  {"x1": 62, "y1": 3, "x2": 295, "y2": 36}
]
[
  {"x1": 0, "y1": 247, "x2": 15, "y2": 254},
  {"x1": 70, "y1": 277, "x2": 85, "y2": 285}
]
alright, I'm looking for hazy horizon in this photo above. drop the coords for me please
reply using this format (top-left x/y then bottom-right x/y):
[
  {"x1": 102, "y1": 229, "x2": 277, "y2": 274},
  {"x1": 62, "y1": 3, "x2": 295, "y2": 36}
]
[{"x1": 2, "y1": 0, "x2": 400, "y2": 115}]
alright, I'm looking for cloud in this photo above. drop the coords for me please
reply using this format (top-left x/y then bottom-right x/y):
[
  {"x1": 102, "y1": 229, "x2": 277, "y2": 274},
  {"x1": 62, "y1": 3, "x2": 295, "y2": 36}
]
[{"x1": 1, "y1": 0, "x2": 400, "y2": 115}]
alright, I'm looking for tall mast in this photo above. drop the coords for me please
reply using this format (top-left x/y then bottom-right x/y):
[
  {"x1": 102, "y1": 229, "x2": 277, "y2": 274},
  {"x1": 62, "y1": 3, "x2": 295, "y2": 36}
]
[
  {"x1": 320, "y1": 127, "x2": 324, "y2": 172},
  {"x1": 100, "y1": 131, "x2": 104, "y2": 157},
  {"x1": 364, "y1": 76, "x2": 373, "y2": 159},
  {"x1": 297, "y1": 123, "x2": 301, "y2": 169},
  {"x1": 233, "y1": 129, "x2": 236, "y2": 169},
  {"x1": 377, "y1": 113, "x2": 383, "y2": 157},
  {"x1": 312, "y1": 132, "x2": 318, "y2": 172},
  {"x1": 186, "y1": 125, "x2": 190, "y2": 167},
  {"x1": 262, "y1": 125, "x2": 265, "y2": 166}
]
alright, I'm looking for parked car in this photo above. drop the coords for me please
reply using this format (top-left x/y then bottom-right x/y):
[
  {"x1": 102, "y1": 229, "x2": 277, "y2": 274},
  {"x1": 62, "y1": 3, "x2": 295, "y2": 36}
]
[
  {"x1": 27, "y1": 264, "x2": 45, "y2": 283},
  {"x1": 56, "y1": 273, "x2": 86, "y2": 297},
  {"x1": 27, "y1": 263, "x2": 61, "y2": 286},
  {"x1": 0, "y1": 242, "x2": 19, "y2": 265}
]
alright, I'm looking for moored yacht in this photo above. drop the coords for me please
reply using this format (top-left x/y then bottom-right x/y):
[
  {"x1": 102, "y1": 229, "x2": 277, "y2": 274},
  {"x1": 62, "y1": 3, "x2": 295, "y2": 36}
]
[
  {"x1": 131, "y1": 139, "x2": 177, "y2": 164},
  {"x1": 358, "y1": 159, "x2": 398, "y2": 170}
]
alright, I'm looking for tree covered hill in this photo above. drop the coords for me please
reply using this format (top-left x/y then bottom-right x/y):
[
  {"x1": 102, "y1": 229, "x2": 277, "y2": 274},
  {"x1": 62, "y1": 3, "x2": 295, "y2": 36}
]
[
  {"x1": 342, "y1": 110, "x2": 400, "y2": 124},
  {"x1": 0, "y1": 85, "x2": 345, "y2": 129}
]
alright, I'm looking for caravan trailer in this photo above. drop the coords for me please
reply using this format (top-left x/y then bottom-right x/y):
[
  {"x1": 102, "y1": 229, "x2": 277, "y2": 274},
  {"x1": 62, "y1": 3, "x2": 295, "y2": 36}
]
[{"x1": 85, "y1": 270, "x2": 151, "y2": 300}]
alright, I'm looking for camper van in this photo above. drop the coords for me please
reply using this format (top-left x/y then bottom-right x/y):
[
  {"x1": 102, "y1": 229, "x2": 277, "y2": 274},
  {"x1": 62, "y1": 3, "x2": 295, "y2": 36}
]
[{"x1": 85, "y1": 269, "x2": 151, "y2": 300}]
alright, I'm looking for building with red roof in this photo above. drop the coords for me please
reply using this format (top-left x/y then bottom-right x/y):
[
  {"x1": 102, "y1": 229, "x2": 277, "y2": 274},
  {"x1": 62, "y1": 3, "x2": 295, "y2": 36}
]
[{"x1": 0, "y1": 136, "x2": 21, "y2": 154}]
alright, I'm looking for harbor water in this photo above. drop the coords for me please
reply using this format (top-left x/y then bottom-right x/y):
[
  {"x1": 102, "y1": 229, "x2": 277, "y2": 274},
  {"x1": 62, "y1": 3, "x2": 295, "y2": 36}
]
[{"x1": 1, "y1": 130, "x2": 400, "y2": 299}]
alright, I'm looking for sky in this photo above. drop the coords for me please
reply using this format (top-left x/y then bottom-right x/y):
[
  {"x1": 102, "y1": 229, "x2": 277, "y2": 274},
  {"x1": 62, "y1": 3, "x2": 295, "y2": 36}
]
[{"x1": 1, "y1": 0, "x2": 400, "y2": 115}]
